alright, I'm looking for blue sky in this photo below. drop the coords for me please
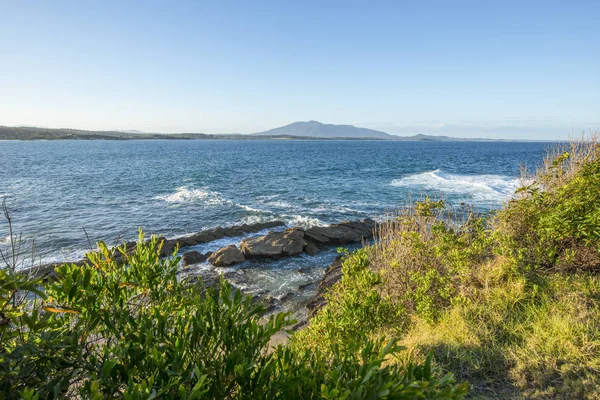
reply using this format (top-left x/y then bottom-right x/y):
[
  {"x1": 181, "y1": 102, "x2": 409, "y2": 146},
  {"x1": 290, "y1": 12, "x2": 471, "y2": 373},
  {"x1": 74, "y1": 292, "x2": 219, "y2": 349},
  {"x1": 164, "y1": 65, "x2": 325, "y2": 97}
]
[{"x1": 1, "y1": 1, "x2": 598, "y2": 139}]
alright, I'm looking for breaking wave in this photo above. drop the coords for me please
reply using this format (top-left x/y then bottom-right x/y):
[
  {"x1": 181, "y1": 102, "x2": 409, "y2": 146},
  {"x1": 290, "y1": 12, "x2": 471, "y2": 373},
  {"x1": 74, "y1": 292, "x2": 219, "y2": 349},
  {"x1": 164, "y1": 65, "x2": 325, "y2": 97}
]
[
  {"x1": 283, "y1": 215, "x2": 325, "y2": 227},
  {"x1": 390, "y1": 169, "x2": 523, "y2": 202},
  {"x1": 155, "y1": 186, "x2": 231, "y2": 205}
]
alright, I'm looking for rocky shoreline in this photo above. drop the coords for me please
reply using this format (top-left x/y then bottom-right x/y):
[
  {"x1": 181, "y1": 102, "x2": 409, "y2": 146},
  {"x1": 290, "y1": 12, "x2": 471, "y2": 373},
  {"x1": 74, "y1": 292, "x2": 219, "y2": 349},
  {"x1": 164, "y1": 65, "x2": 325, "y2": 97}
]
[
  {"x1": 200, "y1": 219, "x2": 375, "y2": 267},
  {"x1": 23, "y1": 218, "x2": 375, "y2": 326}
]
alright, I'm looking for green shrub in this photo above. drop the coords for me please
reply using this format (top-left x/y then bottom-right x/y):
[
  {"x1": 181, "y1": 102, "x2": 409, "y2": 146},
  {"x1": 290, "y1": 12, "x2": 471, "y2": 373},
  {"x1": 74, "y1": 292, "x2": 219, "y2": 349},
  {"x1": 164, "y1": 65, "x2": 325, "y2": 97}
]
[
  {"x1": 370, "y1": 201, "x2": 492, "y2": 323},
  {"x1": 292, "y1": 249, "x2": 404, "y2": 352},
  {"x1": 495, "y1": 139, "x2": 600, "y2": 271}
]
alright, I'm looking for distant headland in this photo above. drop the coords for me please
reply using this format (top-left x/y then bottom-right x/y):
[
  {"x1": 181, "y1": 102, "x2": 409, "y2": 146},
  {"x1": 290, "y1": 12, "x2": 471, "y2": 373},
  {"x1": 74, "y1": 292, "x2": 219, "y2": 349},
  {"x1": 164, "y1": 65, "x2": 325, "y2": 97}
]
[{"x1": 0, "y1": 121, "x2": 501, "y2": 141}]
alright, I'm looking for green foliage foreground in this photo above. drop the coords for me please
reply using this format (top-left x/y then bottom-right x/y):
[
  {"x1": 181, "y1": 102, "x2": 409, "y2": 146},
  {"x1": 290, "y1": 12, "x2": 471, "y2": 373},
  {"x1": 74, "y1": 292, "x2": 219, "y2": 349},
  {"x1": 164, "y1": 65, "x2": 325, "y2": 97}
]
[{"x1": 0, "y1": 232, "x2": 467, "y2": 398}]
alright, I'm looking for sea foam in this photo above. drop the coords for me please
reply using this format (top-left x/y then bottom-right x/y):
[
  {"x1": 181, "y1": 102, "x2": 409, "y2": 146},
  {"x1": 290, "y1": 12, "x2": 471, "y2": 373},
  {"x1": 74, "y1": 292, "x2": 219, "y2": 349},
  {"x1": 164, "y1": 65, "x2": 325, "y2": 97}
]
[
  {"x1": 391, "y1": 169, "x2": 522, "y2": 202},
  {"x1": 155, "y1": 186, "x2": 231, "y2": 205}
]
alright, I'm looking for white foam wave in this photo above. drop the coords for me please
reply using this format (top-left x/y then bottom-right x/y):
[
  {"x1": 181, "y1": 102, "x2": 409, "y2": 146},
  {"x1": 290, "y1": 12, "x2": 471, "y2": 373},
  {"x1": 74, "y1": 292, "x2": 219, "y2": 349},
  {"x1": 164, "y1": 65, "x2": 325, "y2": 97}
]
[
  {"x1": 239, "y1": 215, "x2": 270, "y2": 225},
  {"x1": 283, "y1": 215, "x2": 325, "y2": 227},
  {"x1": 155, "y1": 187, "x2": 231, "y2": 205},
  {"x1": 390, "y1": 169, "x2": 522, "y2": 202},
  {"x1": 237, "y1": 204, "x2": 272, "y2": 213},
  {"x1": 265, "y1": 200, "x2": 299, "y2": 210},
  {"x1": 312, "y1": 204, "x2": 361, "y2": 214},
  {"x1": 265, "y1": 199, "x2": 362, "y2": 215}
]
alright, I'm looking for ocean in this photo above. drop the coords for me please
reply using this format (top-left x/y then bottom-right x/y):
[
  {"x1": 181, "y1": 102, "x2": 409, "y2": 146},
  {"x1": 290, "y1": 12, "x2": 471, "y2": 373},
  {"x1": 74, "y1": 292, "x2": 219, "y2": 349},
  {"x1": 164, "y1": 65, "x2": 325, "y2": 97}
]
[{"x1": 0, "y1": 139, "x2": 552, "y2": 314}]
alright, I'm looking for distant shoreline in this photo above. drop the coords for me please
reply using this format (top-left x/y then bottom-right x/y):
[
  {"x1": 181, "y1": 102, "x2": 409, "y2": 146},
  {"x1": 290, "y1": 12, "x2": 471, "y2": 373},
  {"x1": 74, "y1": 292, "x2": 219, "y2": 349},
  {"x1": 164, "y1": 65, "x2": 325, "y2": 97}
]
[
  {"x1": 0, "y1": 124, "x2": 556, "y2": 142},
  {"x1": 0, "y1": 129, "x2": 552, "y2": 143}
]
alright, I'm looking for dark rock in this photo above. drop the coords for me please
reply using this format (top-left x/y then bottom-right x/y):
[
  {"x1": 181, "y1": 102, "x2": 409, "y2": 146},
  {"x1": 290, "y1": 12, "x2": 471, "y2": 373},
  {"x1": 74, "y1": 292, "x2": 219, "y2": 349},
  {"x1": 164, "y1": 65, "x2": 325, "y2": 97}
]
[
  {"x1": 304, "y1": 219, "x2": 374, "y2": 245},
  {"x1": 240, "y1": 228, "x2": 305, "y2": 258},
  {"x1": 279, "y1": 292, "x2": 296, "y2": 302},
  {"x1": 259, "y1": 220, "x2": 287, "y2": 230},
  {"x1": 223, "y1": 227, "x2": 244, "y2": 237},
  {"x1": 304, "y1": 241, "x2": 319, "y2": 256},
  {"x1": 182, "y1": 251, "x2": 207, "y2": 266},
  {"x1": 306, "y1": 256, "x2": 343, "y2": 318},
  {"x1": 298, "y1": 282, "x2": 314, "y2": 291},
  {"x1": 208, "y1": 244, "x2": 245, "y2": 267},
  {"x1": 159, "y1": 237, "x2": 178, "y2": 256}
]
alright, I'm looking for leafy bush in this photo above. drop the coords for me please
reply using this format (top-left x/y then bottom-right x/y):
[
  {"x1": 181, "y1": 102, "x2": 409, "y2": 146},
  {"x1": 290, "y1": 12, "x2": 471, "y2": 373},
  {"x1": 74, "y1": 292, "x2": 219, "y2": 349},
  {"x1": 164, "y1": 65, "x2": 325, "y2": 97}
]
[
  {"x1": 293, "y1": 249, "x2": 404, "y2": 352},
  {"x1": 495, "y1": 137, "x2": 600, "y2": 271},
  {"x1": 369, "y1": 200, "x2": 492, "y2": 322}
]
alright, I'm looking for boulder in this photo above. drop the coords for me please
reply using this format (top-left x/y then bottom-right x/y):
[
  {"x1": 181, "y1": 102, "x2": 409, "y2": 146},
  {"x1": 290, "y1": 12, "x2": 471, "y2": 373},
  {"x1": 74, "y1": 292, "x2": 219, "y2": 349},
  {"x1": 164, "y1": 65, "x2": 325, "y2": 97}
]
[
  {"x1": 159, "y1": 237, "x2": 178, "y2": 256},
  {"x1": 257, "y1": 220, "x2": 287, "y2": 230},
  {"x1": 208, "y1": 245, "x2": 245, "y2": 267},
  {"x1": 182, "y1": 251, "x2": 208, "y2": 266},
  {"x1": 223, "y1": 227, "x2": 244, "y2": 237},
  {"x1": 240, "y1": 228, "x2": 305, "y2": 258},
  {"x1": 195, "y1": 227, "x2": 226, "y2": 242},
  {"x1": 304, "y1": 219, "x2": 374, "y2": 245},
  {"x1": 304, "y1": 241, "x2": 320, "y2": 256}
]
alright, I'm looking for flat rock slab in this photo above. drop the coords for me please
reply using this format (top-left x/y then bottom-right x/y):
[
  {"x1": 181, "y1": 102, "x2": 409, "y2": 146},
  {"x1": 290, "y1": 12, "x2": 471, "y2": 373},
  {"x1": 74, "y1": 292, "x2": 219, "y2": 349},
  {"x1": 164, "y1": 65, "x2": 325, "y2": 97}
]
[
  {"x1": 207, "y1": 244, "x2": 245, "y2": 267},
  {"x1": 240, "y1": 228, "x2": 306, "y2": 258},
  {"x1": 304, "y1": 219, "x2": 375, "y2": 245},
  {"x1": 160, "y1": 220, "x2": 286, "y2": 256}
]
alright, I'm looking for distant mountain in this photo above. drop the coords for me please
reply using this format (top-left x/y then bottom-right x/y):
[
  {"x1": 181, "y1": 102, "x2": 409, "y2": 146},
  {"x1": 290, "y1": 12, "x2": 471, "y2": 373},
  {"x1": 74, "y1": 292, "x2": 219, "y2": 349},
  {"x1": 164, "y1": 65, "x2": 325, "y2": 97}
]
[{"x1": 252, "y1": 121, "x2": 394, "y2": 139}]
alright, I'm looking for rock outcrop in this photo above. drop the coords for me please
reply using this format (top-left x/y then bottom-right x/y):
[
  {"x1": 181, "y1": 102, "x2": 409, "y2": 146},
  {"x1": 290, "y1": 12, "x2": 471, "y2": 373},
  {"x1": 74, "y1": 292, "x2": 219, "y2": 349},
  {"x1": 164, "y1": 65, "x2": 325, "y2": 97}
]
[
  {"x1": 22, "y1": 220, "x2": 286, "y2": 279},
  {"x1": 304, "y1": 219, "x2": 376, "y2": 244},
  {"x1": 160, "y1": 220, "x2": 286, "y2": 256},
  {"x1": 240, "y1": 228, "x2": 306, "y2": 258},
  {"x1": 182, "y1": 251, "x2": 208, "y2": 266},
  {"x1": 306, "y1": 256, "x2": 343, "y2": 318},
  {"x1": 209, "y1": 219, "x2": 375, "y2": 267},
  {"x1": 207, "y1": 245, "x2": 245, "y2": 267}
]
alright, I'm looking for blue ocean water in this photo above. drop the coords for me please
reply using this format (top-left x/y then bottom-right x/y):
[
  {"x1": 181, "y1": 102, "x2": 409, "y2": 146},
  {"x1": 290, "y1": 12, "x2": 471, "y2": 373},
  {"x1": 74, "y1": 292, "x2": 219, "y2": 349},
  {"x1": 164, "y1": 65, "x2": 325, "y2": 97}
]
[{"x1": 0, "y1": 139, "x2": 550, "y2": 264}]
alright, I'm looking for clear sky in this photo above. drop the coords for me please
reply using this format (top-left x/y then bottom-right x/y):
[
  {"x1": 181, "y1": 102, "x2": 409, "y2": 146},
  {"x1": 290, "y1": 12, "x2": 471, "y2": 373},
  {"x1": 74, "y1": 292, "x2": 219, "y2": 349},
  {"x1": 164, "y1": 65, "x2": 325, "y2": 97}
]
[{"x1": 1, "y1": 0, "x2": 598, "y2": 139}]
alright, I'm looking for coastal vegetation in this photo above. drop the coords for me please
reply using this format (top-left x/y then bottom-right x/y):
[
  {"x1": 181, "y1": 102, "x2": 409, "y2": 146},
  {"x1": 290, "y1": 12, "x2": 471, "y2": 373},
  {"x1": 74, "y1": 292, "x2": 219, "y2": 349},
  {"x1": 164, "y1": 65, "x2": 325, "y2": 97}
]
[
  {"x1": 295, "y1": 135, "x2": 600, "y2": 398},
  {"x1": 1, "y1": 136, "x2": 598, "y2": 398}
]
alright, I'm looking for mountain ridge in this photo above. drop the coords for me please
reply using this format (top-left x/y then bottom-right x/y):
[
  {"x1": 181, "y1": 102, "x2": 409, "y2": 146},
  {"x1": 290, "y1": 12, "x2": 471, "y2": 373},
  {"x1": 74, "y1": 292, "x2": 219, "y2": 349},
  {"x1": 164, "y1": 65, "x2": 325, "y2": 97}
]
[{"x1": 251, "y1": 120, "x2": 394, "y2": 139}]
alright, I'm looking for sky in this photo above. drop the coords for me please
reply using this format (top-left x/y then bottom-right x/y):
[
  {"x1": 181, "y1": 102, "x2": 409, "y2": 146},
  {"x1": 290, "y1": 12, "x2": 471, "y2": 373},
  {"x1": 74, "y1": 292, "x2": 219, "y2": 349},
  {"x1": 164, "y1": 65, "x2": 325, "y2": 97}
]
[{"x1": 0, "y1": 0, "x2": 598, "y2": 140}]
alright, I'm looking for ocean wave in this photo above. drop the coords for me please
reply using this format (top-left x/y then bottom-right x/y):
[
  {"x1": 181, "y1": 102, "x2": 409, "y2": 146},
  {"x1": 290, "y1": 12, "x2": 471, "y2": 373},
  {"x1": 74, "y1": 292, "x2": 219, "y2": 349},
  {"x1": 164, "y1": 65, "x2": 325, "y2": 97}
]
[
  {"x1": 390, "y1": 169, "x2": 522, "y2": 202},
  {"x1": 237, "y1": 204, "x2": 272, "y2": 213},
  {"x1": 239, "y1": 215, "x2": 271, "y2": 225},
  {"x1": 264, "y1": 198, "x2": 363, "y2": 215},
  {"x1": 265, "y1": 200, "x2": 300, "y2": 210},
  {"x1": 155, "y1": 186, "x2": 232, "y2": 205},
  {"x1": 283, "y1": 215, "x2": 325, "y2": 227},
  {"x1": 312, "y1": 204, "x2": 362, "y2": 214}
]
